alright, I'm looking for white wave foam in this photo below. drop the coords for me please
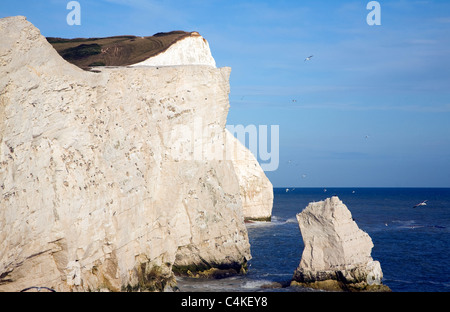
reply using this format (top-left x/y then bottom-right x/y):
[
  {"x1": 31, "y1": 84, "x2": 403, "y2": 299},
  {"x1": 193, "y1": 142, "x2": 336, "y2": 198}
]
[
  {"x1": 246, "y1": 215, "x2": 299, "y2": 228},
  {"x1": 285, "y1": 217, "x2": 298, "y2": 224},
  {"x1": 241, "y1": 280, "x2": 272, "y2": 289}
]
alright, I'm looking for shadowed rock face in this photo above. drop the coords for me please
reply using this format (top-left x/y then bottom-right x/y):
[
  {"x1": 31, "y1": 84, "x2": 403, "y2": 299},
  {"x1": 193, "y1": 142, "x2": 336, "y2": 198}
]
[
  {"x1": 0, "y1": 16, "x2": 251, "y2": 292},
  {"x1": 225, "y1": 130, "x2": 273, "y2": 222},
  {"x1": 292, "y1": 196, "x2": 390, "y2": 292}
]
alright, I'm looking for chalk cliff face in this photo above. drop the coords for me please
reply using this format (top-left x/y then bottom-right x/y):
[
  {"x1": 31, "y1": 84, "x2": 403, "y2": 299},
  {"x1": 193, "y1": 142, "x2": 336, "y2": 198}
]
[
  {"x1": 130, "y1": 33, "x2": 216, "y2": 67},
  {"x1": 292, "y1": 197, "x2": 390, "y2": 291},
  {"x1": 125, "y1": 30, "x2": 273, "y2": 221},
  {"x1": 225, "y1": 130, "x2": 273, "y2": 221},
  {"x1": 0, "y1": 16, "x2": 251, "y2": 291}
]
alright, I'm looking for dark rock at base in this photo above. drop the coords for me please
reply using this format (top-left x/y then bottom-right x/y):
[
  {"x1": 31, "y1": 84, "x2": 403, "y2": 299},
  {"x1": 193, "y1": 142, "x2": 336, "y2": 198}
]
[
  {"x1": 290, "y1": 280, "x2": 391, "y2": 292},
  {"x1": 260, "y1": 280, "x2": 291, "y2": 289}
]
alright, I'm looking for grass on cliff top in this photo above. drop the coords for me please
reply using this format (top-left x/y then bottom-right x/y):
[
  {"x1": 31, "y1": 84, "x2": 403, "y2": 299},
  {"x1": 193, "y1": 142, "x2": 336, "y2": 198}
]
[{"x1": 47, "y1": 31, "x2": 193, "y2": 69}]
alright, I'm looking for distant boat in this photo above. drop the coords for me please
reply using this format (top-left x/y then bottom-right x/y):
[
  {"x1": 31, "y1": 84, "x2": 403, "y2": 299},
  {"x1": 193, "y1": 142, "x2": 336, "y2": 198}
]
[
  {"x1": 286, "y1": 188, "x2": 289, "y2": 192},
  {"x1": 413, "y1": 200, "x2": 428, "y2": 208}
]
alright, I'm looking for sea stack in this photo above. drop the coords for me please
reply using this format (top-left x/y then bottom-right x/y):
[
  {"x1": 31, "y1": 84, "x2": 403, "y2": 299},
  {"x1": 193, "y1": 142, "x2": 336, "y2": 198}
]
[{"x1": 292, "y1": 196, "x2": 390, "y2": 292}]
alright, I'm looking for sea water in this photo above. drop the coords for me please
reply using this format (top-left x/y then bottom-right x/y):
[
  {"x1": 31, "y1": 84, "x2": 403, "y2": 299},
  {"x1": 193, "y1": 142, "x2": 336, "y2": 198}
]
[{"x1": 176, "y1": 188, "x2": 450, "y2": 292}]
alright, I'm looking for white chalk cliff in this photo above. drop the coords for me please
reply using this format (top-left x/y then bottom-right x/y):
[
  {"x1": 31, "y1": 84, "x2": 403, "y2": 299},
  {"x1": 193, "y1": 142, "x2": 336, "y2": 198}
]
[
  {"x1": 130, "y1": 32, "x2": 216, "y2": 67},
  {"x1": 225, "y1": 130, "x2": 273, "y2": 221},
  {"x1": 127, "y1": 29, "x2": 273, "y2": 221},
  {"x1": 0, "y1": 16, "x2": 256, "y2": 291},
  {"x1": 292, "y1": 196, "x2": 390, "y2": 291}
]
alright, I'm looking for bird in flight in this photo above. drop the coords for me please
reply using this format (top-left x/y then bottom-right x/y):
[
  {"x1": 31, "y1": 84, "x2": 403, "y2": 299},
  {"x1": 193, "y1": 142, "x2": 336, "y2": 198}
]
[
  {"x1": 413, "y1": 200, "x2": 428, "y2": 208},
  {"x1": 304, "y1": 55, "x2": 313, "y2": 62},
  {"x1": 20, "y1": 286, "x2": 56, "y2": 292}
]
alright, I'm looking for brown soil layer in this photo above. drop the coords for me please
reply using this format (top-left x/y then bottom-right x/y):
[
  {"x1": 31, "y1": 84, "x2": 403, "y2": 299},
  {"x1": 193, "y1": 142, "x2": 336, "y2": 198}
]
[{"x1": 47, "y1": 30, "x2": 197, "y2": 69}]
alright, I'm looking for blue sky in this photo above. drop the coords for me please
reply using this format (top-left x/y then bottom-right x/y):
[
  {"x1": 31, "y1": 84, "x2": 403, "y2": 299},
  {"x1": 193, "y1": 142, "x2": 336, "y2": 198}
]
[{"x1": 2, "y1": 0, "x2": 450, "y2": 187}]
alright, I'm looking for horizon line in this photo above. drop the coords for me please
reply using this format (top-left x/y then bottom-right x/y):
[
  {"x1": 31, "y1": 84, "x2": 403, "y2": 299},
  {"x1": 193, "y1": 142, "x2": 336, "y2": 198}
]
[{"x1": 274, "y1": 186, "x2": 450, "y2": 189}]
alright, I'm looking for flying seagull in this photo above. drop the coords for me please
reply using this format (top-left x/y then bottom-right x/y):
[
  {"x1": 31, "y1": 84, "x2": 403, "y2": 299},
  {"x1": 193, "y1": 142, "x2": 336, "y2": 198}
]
[
  {"x1": 20, "y1": 286, "x2": 56, "y2": 292},
  {"x1": 304, "y1": 55, "x2": 313, "y2": 62},
  {"x1": 413, "y1": 200, "x2": 428, "y2": 208}
]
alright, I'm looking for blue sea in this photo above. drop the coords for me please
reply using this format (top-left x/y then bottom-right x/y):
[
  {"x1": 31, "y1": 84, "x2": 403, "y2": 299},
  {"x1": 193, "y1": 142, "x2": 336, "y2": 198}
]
[{"x1": 176, "y1": 188, "x2": 450, "y2": 292}]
